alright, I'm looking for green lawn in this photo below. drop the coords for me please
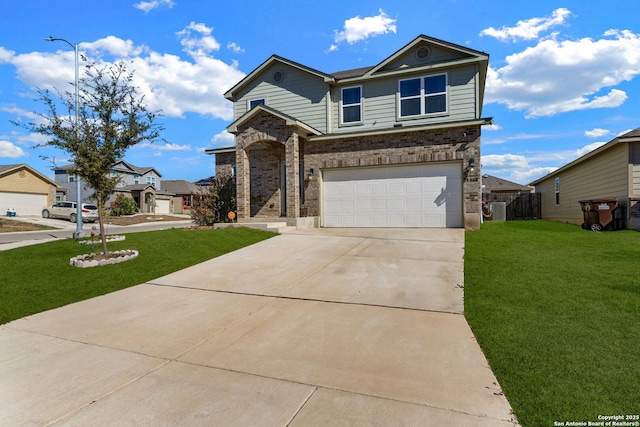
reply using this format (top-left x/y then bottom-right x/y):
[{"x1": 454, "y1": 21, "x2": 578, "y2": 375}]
[
  {"x1": 0, "y1": 227, "x2": 275, "y2": 325},
  {"x1": 465, "y1": 221, "x2": 640, "y2": 427}
]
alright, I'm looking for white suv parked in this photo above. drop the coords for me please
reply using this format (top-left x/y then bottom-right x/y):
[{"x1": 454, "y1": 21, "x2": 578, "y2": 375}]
[{"x1": 42, "y1": 202, "x2": 99, "y2": 223}]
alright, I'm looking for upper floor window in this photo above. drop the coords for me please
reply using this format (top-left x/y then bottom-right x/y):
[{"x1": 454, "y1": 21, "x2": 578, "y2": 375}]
[
  {"x1": 249, "y1": 98, "x2": 265, "y2": 109},
  {"x1": 110, "y1": 171, "x2": 117, "y2": 178},
  {"x1": 146, "y1": 176, "x2": 156, "y2": 186},
  {"x1": 68, "y1": 173, "x2": 76, "y2": 183},
  {"x1": 134, "y1": 174, "x2": 140, "y2": 185},
  {"x1": 555, "y1": 177, "x2": 560, "y2": 205},
  {"x1": 398, "y1": 73, "x2": 448, "y2": 118},
  {"x1": 340, "y1": 86, "x2": 362, "y2": 125}
]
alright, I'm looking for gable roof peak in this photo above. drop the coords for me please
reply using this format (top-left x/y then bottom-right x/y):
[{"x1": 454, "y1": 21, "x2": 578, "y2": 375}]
[{"x1": 224, "y1": 54, "x2": 335, "y2": 101}]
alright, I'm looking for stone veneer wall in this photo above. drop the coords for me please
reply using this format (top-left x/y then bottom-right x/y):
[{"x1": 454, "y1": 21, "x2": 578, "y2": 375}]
[
  {"x1": 219, "y1": 112, "x2": 482, "y2": 228},
  {"x1": 214, "y1": 152, "x2": 235, "y2": 176},
  {"x1": 247, "y1": 143, "x2": 283, "y2": 217},
  {"x1": 300, "y1": 125, "x2": 482, "y2": 229},
  {"x1": 234, "y1": 111, "x2": 300, "y2": 219}
]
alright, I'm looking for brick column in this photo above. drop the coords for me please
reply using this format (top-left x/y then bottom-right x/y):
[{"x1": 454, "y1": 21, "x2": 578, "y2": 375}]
[
  {"x1": 285, "y1": 131, "x2": 300, "y2": 219},
  {"x1": 236, "y1": 147, "x2": 250, "y2": 219}
]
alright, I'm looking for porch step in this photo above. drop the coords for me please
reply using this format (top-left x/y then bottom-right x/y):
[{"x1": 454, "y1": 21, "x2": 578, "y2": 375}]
[{"x1": 214, "y1": 221, "x2": 296, "y2": 234}]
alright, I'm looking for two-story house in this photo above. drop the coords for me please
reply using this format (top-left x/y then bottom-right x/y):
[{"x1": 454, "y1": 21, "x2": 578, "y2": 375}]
[
  {"x1": 54, "y1": 160, "x2": 173, "y2": 214},
  {"x1": 207, "y1": 35, "x2": 491, "y2": 229}
]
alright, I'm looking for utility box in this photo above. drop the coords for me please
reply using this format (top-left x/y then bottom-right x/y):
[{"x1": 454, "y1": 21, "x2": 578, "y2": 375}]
[{"x1": 488, "y1": 202, "x2": 507, "y2": 222}]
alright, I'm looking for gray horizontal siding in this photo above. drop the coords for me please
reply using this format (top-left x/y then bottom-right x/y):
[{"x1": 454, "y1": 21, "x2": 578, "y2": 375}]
[
  {"x1": 381, "y1": 44, "x2": 470, "y2": 71},
  {"x1": 235, "y1": 64, "x2": 328, "y2": 133},
  {"x1": 330, "y1": 65, "x2": 478, "y2": 133},
  {"x1": 632, "y1": 142, "x2": 640, "y2": 196}
]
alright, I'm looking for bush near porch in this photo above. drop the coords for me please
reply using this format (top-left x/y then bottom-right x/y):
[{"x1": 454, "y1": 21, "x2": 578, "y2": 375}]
[{"x1": 465, "y1": 221, "x2": 639, "y2": 427}]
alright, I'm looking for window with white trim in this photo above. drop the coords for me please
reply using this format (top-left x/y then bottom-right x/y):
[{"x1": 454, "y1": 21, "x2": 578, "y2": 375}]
[
  {"x1": 340, "y1": 86, "x2": 362, "y2": 125},
  {"x1": 134, "y1": 174, "x2": 140, "y2": 184},
  {"x1": 555, "y1": 177, "x2": 560, "y2": 205},
  {"x1": 146, "y1": 176, "x2": 156, "y2": 186},
  {"x1": 249, "y1": 98, "x2": 265, "y2": 109},
  {"x1": 398, "y1": 73, "x2": 448, "y2": 118},
  {"x1": 68, "y1": 173, "x2": 76, "y2": 183}
]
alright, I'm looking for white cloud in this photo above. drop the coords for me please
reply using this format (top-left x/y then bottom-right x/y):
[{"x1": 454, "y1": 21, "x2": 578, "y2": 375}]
[
  {"x1": 585, "y1": 128, "x2": 610, "y2": 138},
  {"x1": 136, "y1": 142, "x2": 191, "y2": 151},
  {"x1": 0, "y1": 46, "x2": 14, "y2": 62},
  {"x1": 513, "y1": 167, "x2": 557, "y2": 185},
  {"x1": 574, "y1": 141, "x2": 607, "y2": 157},
  {"x1": 133, "y1": 0, "x2": 174, "y2": 13},
  {"x1": 485, "y1": 123, "x2": 502, "y2": 131},
  {"x1": 227, "y1": 42, "x2": 244, "y2": 54},
  {"x1": 486, "y1": 29, "x2": 640, "y2": 117},
  {"x1": 332, "y1": 9, "x2": 396, "y2": 49},
  {"x1": 83, "y1": 36, "x2": 146, "y2": 57},
  {"x1": 0, "y1": 140, "x2": 27, "y2": 158},
  {"x1": 480, "y1": 8, "x2": 571, "y2": 42},
  {"x1": 176, "y1": 22, "x2": 220, "y2": 56},
  {"x1": 481, "y1": 153, "x2": 557, "y2": 184},
  {"x1": 3, "y1": 25, "x2": 245, "y2": 122},
  {"x1": 210, "y1": 130, "x2": 235, "y2": 147},
  {"x1": 482, "y1": 153, "x2": 529, "y2": 169}
]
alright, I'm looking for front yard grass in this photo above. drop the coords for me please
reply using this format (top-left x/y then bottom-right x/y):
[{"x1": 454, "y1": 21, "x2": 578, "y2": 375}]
[
  {"x1": 0, "y1": 227, "x2": 275, "y2": 325},
  {"x1": 465, "y1": 221, "x2": 639, "y2": 427}
]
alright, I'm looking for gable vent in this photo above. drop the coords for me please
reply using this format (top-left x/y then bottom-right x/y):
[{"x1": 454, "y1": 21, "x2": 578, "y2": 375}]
[
  {"x1": 415, "y1": 46, "x2": 431, "y2": 61},
  {"x1": 273, "y1": 70, "x2": 285, "y2": 83}
]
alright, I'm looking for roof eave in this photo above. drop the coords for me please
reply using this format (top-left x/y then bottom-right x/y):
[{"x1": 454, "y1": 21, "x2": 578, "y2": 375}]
[
  {"x1": 224, "y1": 55, "x2": 335, "y2": 101},
  {"x1": 529, "y1": 137, "x2": 625, "y2": 186},
  {"x1": 309, "y1": 118, "x2": 492, "y2": 142},
  {"x1": 226, "y1": 105, "x2": 322, "y2": 137},
  {"x1": 364, "y1": 34, "x2": 489, "y2": 78}
]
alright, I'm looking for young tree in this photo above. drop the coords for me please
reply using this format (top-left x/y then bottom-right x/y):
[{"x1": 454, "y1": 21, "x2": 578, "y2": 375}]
[{"x1": 17, "y1": 60, "x2": 164, "y2": 254}]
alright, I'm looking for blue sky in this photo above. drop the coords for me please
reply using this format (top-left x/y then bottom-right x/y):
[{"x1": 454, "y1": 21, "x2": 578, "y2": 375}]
[{"x1": 1, "y1": 0, "x2": 639, "y2": 184}]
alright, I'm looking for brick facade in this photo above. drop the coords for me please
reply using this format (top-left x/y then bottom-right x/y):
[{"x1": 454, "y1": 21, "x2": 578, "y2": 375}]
[{"x1": 217, "y1": 110, "x2": 482, "y2": 228}]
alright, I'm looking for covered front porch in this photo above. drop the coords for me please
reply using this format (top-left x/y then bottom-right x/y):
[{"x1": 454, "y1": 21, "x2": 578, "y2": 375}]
[{"x1": 230, "y1": 106, "x2": 320, "y2": 224}]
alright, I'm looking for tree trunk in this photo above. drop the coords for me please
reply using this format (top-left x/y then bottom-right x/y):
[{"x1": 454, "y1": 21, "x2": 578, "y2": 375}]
[{"x1": 96, "y1": 192, "x2": 109, "y2": 254}]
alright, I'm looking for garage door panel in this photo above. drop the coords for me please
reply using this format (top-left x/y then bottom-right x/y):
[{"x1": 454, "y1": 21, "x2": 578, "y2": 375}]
[
  {"x1": 0, "y1": 192, "x2": 48, "y2": 216},
  {"x1": 323, "y1": 163, "x2": 462, "y2": 228}
]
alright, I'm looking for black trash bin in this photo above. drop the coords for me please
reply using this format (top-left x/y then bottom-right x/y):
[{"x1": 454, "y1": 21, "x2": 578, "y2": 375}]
[{"x1": 578, "y1": 197, "x2": 618, "y2": 231}]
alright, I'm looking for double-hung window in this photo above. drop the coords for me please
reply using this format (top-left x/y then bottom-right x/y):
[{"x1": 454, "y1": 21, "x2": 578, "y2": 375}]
[
  {"x1": 68, "y1": 173, "x2": 76, "y2": 183},
  {"x1": 340, "y1": 86, "x2": 362, "y2": 125},
  {"x1": 398, "y1": 73, "x2": 448, "y2": 118},
  {"x1": 134, "y1": 174, "x2": 140, "y2": 184},
  {"x1": 146, "y1": 176, "x2": 156, "y2": 186}
]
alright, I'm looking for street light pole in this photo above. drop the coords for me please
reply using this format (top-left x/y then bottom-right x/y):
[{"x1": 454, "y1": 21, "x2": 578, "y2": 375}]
[{"x1": 44, "y1": 36, "x2": 83, "y2": 237}]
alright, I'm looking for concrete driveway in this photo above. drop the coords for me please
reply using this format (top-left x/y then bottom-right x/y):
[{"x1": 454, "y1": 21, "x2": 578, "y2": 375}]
[{"x1": 1, "y1": 228, "x2": 519, "y2": 426}]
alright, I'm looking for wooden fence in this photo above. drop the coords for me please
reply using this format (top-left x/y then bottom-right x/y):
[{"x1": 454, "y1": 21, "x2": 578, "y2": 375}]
[{"x1": 483, "y1": 193, "x2": 541, "y2": 220}]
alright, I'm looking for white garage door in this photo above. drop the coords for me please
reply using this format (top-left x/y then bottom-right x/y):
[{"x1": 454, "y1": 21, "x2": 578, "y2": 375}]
[
  {"x1": 0, "y1": 192, "x2": 48, "y2": 216},
  {"x1": 156, "y1": 199, "x2": 171, "y2": 214},
  {"x1": 322, "y1": 163, "x2": 462, "y2": 228}
]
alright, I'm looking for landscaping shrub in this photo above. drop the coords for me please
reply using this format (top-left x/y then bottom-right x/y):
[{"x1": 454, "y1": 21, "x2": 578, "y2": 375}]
[
  {"x1": 109, "y1": 194, "x2": 139, "y2": 216},
  {"x1": 191, "y1": 174, "x2": 236, "y2": 225}
]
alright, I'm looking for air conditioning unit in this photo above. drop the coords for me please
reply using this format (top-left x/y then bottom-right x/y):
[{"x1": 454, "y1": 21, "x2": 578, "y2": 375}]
[{"x1": 489, "y1": 202, "x2": 507, "y2": 222}]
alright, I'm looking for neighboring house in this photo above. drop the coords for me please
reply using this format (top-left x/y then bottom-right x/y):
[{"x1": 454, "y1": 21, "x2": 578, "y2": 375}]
[
  {"x1": 482, "y1": 174, "x2": 532, "y2": 202},
  {"x1": 161, "y1": 180, "x2": 204, "y2": 214},
  {"x1": 207, "y1": 35, "x2": 491, "y2": 229},
  {"x1": 530, "y1": 128, "x2": 640, "y2": 230},
  {"x1": 54, "y1": 160, "x2": 173, "y2": 214},
  {"x1": 0, "y1": 164, "x2": 63, "y2": 216}
]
